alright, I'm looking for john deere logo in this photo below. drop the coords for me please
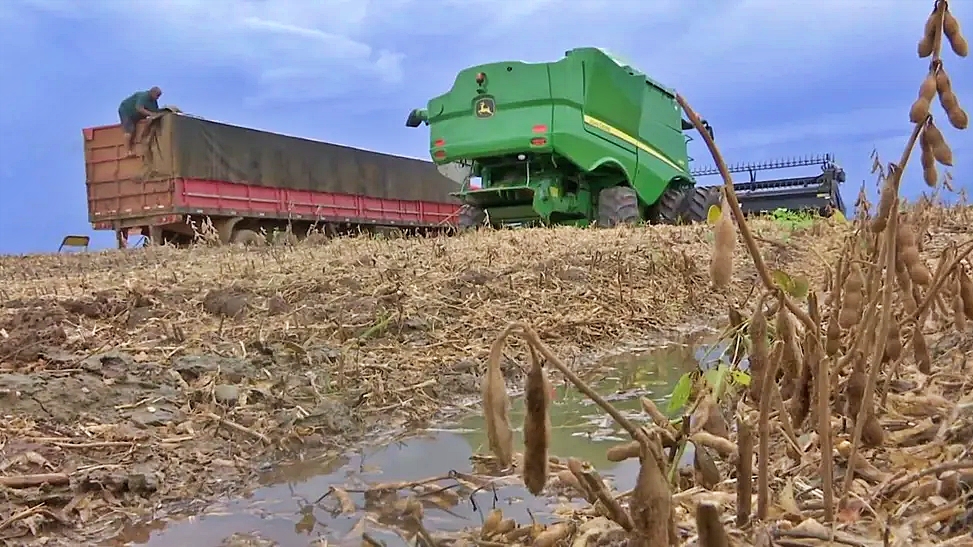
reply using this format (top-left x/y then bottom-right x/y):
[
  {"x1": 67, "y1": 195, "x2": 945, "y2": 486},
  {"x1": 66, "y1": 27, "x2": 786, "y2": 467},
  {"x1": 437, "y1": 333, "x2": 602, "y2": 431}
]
[{"x1": 474, "y1": 97, "x2": 495, "y2": 118}]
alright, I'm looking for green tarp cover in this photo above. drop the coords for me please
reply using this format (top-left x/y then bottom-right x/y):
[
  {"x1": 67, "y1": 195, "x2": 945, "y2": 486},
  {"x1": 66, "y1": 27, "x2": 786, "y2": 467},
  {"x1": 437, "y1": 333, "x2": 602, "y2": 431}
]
[{"x1": 142, "y1": 114, "x2": 458, "y2": 203}]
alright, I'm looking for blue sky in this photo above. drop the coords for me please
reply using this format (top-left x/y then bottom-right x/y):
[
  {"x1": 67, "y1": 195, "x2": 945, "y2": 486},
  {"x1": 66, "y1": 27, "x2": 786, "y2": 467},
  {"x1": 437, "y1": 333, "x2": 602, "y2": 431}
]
[{"x1": 0, "y1": 0, "x2": 970, "y2": 255}]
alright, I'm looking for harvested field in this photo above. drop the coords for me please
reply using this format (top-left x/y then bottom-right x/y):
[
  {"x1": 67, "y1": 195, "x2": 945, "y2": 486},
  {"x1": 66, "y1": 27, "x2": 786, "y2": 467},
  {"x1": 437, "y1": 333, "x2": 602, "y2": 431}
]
[
  {"x1": 407, "y1": 8, "x2": 973, "y2": 543},
  {"x1": 439, "y1": 205, "x2": 973, "y2": 547},
  {"x1": 0, "y1": 220, "x2": 838, "y2": 545}
]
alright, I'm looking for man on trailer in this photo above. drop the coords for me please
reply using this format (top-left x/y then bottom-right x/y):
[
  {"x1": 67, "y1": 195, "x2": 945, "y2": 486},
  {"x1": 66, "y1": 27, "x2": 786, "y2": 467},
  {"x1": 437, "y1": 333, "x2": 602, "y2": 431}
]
[{"x1": 118, "y1": 86, "x2": 163, "y2": 156}]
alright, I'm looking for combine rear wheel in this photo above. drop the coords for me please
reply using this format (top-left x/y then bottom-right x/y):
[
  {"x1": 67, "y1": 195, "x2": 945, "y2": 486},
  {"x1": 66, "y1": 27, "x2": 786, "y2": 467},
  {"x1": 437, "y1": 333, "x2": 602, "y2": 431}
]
[
  {"x1": 458, "y1": 204, "x2": 486, "y2": 230},
  {"x1": 650, "y1": 186, "x2": 722, "y2": 225},
  {"x1": 596, "y1": 186, "x2": 640, "y2": 227}
]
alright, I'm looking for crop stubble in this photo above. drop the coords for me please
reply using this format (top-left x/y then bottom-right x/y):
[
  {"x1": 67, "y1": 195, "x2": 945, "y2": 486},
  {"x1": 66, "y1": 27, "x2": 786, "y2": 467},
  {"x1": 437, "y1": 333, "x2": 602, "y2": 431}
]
[{"x1": 0, "y1": 218, "x2": 833, "y2": 544}]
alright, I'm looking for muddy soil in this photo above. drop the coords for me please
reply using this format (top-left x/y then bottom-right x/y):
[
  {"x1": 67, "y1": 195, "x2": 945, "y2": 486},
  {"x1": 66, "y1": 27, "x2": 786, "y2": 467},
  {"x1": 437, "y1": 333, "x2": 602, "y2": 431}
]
[
  {"x1": 0, "y1": 324, "x2": 368, "y2": 545},
  {"x1": 0, "y1": 291, "x2": 540, "y2": 545},
  {"x1": 110, "y1": 334, "x2": 714, "y2": 547}
]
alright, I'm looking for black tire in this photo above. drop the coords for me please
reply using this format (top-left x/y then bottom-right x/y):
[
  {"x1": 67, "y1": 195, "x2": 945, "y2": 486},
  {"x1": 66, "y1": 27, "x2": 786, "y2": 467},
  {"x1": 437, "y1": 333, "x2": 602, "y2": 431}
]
[
  {"x1": 680, "y1": 186, "x2": 723, "y2": 224},
  {"x1": 649, "y1": 186, "x2": 691, "y2": 225},
  {"x1": 270, "y1": 230, "x2": 299, "y2": 246},
  {"x1": 231, "y1": 228, "x2": 265, "y2": 246},
  {"x1": 458, "y1": 204, "x2": 486, "y2": 230},
  {"x1": 596, "y1": 186, "x2": 640, "y2": 227},
  {"x1": 305, "y1": 232, "x2": 329, "y2": 245}
]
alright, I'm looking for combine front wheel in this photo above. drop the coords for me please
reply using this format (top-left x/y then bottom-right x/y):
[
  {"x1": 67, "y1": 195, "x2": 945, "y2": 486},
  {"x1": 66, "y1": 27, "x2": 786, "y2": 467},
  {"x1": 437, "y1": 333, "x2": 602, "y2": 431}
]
[
  {"x1": 680, "y1": 186, "x2": 723, "y2": 223},
  {"x1": 596, "y1": 186, "x2": 640, "y2": 227},
  {"x1": 649, "y1": 186, "x2": 691, "y2": 225}
]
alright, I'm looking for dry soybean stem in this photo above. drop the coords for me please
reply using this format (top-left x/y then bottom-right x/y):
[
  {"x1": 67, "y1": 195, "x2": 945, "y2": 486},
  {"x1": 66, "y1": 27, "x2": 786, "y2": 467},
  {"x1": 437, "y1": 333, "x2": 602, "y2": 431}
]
[
  {"x1": 676, "y1": 94, "x2": 773, "y2": 289},
  {"x1": 841, "y1": 189, "x2": 898, "y2": 505},
  {"x1": 757, "y1": 341, "x2": 782, "y2": 520},
  {"x1": 816, "y1": 355, "x2": 834, "y2": 522},
  {"x1": 695, "y1": 501, "x2": 730, "y2": 547},
  {"x1": 773, "y1": 528, "x2": 870, "y2": 547},
  {"x1": 676, "y1": 93, "x2": 818, "y2": 336},
  {"x1": 841, "y1": 120, "x2": 924, "y2": 505},
  {"x1": 735, "y1": 412, "x2": 753, "y2": 527}
]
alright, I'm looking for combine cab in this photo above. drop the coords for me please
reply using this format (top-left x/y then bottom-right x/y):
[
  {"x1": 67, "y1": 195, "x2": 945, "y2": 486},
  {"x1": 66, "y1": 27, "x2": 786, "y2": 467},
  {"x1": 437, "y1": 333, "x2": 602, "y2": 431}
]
[{"x1": 406, "y1": 47, "x2": 846, "y2": 228}]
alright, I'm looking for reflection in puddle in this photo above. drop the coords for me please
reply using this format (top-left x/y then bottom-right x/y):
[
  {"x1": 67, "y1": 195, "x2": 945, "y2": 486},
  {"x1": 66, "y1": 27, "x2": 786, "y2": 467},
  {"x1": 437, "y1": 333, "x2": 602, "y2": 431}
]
[{"x1": 119, "y1": 330, "x2": 727, "y2": 546}]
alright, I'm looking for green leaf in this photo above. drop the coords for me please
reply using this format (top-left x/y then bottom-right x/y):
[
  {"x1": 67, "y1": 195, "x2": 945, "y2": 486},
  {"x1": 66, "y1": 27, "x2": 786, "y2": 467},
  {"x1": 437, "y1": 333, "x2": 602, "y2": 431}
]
[
  {"x1": 790, "y1": 274, "x2": 810, "y2": 300},
  {"x1": 771, "y1": 269, "x2": 809, "y2": 299},
  {"x1": 702, "y1": 365, "x2": 728, "y2": 397},
  {"x1": 731, "y1": 369, "x2": 752, "y2": 386},
  {"x1": 770, "y1": 269, "x2": 795, "y2": 294},
  {"x1": 667, "y1": 373, "x2": 693, "y2": 414}
]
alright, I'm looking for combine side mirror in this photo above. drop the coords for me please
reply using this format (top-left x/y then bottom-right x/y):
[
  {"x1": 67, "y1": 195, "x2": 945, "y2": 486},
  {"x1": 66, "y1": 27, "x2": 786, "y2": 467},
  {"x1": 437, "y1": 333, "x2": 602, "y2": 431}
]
[
  {"x1": 405, "y1": 108, "x2": 428, "y2": 128},
  {"x1": 681, "y1": 118, "x2": 715, "y2": 140}
]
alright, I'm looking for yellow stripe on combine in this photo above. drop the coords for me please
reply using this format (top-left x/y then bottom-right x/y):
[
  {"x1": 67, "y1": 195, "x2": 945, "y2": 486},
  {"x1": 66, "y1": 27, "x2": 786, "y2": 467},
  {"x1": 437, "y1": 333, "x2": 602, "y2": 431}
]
[{"x1": 582, "y1": 114, "x2": 685, "y2": 172}]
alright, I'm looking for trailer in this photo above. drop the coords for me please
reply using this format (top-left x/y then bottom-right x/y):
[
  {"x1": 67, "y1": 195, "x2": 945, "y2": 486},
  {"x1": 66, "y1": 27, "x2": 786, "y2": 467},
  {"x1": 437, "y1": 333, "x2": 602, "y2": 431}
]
[{"x1": 83, "y1": 113, "x2": 463, "y2": 248}]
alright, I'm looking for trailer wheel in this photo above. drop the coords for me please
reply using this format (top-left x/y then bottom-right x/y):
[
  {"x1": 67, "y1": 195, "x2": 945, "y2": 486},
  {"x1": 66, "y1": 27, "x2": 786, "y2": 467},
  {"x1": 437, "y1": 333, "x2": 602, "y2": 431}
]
[
  {"x1": 458, "y1": 205, "x2": 486, "y2": 230},
  {"x1": 680, "y1": 186, "x2": 723, "y2": 224},
  {"x1": 270, "y1": 230, "x2": 299, "y2": 246},
  {"x1": 597, "y1": 186, "x2": 640, "y2": 227},
  {"x1": 231, "y1": 229, "x2": 265, "y2": 246},
  {"x1": 305, "y1": 232, "x2": 329, "y2": 245}
]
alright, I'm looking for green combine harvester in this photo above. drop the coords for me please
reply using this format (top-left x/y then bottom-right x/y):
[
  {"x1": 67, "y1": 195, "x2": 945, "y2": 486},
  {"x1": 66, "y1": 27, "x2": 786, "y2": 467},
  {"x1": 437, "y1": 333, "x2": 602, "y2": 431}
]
[{"x1": 406, "y1": 47, "x2": 847, "y2": 228}]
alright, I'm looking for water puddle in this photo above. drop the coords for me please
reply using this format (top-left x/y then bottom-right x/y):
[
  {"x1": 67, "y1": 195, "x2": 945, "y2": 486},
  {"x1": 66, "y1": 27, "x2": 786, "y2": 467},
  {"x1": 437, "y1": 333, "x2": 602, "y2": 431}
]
[{"x1": 117, "y1": 329, "x2": 730, "y2": 547}]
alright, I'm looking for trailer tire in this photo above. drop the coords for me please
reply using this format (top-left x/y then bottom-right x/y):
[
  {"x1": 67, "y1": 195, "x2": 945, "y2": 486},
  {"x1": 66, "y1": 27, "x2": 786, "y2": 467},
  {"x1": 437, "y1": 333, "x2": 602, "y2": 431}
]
[
  {"x1": 270, "y1": 230, "x2": 299, "y2": 246},
  {"x1": 458, "y1": 205, "x2": 486, "y2": 230},
  {"x1": 680, "y1": 186, "x2": 723, "y2": 224},
  {"x1": 231, "y1": 229, "x2": 265, "y2": 246},
  {"x1": 597, "y1": 186, "x2": 640, "y2": 227}
]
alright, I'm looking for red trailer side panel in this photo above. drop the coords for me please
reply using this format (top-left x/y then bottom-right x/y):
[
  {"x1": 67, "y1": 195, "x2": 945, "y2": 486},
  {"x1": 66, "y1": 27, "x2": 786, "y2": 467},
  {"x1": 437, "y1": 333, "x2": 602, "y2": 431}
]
[{"x1": 175, "y1": 179, "x2": 458, "y2": 226}]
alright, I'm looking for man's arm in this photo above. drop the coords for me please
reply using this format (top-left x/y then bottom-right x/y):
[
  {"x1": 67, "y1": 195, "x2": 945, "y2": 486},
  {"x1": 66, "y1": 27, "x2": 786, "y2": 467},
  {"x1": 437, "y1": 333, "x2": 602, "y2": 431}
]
[{"x1": 135, "y1": 94, "x2": 160, "y2": 117}]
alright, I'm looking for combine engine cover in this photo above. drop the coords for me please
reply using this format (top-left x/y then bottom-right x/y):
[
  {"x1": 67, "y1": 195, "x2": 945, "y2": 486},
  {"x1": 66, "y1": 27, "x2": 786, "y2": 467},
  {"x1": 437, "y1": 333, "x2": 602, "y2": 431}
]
[
  {"x1": 405, "y1": 47, "x2": 694, "y2": 227},
  {"x1": 406, "y1": 56, "x2": 558, "y2": 225}
]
